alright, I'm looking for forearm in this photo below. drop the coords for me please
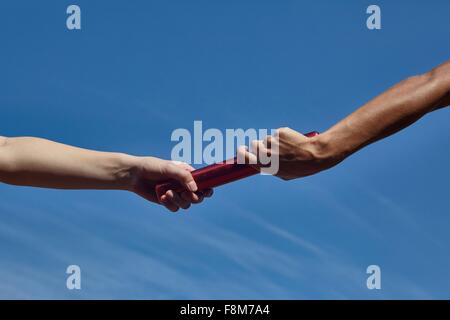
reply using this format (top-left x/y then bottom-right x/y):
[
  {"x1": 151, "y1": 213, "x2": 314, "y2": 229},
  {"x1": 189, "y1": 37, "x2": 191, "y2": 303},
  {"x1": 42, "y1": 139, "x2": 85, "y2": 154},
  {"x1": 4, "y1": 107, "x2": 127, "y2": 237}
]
[
  {"x1": 318, "y1": 60, "x2": 450, "y2": 162},
  {"x1": 0, "y1": 136, "x2": 137, "y2": 190}
]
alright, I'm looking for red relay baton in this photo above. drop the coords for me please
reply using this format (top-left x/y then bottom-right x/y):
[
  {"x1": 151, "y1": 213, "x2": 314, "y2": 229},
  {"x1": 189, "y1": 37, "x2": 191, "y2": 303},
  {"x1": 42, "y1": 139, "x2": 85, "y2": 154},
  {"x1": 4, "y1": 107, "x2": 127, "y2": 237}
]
[{"x1": 155, "y1": 131, "x2": 319, "y2": 195}]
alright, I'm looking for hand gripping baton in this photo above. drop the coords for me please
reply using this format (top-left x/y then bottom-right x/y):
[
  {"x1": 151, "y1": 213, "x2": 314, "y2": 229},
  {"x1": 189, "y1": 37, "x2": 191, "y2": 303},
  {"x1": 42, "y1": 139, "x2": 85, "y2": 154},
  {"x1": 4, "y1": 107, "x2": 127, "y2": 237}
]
[{"x1": 155, "y1": 131, "x2": 319, "y2": 195}]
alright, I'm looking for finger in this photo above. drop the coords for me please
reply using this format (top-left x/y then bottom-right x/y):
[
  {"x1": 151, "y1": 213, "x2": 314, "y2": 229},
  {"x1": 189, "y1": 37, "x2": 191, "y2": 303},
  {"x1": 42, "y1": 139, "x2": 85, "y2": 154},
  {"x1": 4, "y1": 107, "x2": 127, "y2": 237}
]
[
  {"x1": 166, "y1": 190, "x2": 191, "y2": 210},
  {"x1": 162, "y1": 193, "x2": 182, "y2": 212},
  {"x1": 160, "y1": 194, "x2": 179, "y2": 212},
  {"x1": 181, "y1": 191, "x2": 202, "y2": 203},
  {"x1": 250, "y1": 139, "x2": 261, "y2": 155},
  {"x1": 237, "y1": 145, "x2": 258, "y2": 165},
  {"x1": 133, "y1": 182, "x2": 159, "y2": 204},
  {"x1": 195, "y1": 194, "x2": 204, "y2": 203},
  {"x1": 276, "y1": 127, "x2": 309, "y2": 141},
  {"x1": 276, "y1": 127, "x2": 298, "y2": 137},
  {"x1": 192, "y1": 192, "x2": 205, "y2": 203},
  {"x1": 163, "y1": 163, "x2": 198, "y2": 192},
  {"x1": 203, "y1": 188, "x2": 214, "y2": 197},
  {"x1": 251, "y1": 140, "x2": 271, "y2": 162},
  {"x1": 263, "y1": 135, "x2": 272, "y2": 148}
]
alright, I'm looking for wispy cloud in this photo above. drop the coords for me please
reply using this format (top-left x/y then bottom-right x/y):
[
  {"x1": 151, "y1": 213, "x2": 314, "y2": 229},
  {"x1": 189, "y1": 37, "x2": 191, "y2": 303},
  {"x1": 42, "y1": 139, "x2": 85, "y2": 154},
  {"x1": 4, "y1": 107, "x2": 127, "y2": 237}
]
[{"x1": 0, "y1": 184, "x2": 437, "y2": 299}]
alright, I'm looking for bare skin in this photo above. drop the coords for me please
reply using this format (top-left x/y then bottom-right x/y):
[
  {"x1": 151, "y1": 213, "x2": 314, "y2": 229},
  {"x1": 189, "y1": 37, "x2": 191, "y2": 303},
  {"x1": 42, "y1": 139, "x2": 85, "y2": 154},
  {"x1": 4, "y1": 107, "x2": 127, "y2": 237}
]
[
  {"x1": 1, "y1": 60, "x2": 448, "y2": 209},
  {"x1": 242, "y1": 60, "x2": 450, "y2": 180},
  {"x1": 0, "y1": 137, "x2": 212, "y2": 212}
]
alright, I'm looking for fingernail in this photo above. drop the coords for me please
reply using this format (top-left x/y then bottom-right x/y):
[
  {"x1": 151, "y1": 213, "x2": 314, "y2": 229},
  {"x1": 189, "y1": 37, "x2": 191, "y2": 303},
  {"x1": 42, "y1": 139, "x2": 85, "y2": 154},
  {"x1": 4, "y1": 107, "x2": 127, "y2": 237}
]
[{"x1": 187, "y1": 181, "x2": 197, "y2": 192}]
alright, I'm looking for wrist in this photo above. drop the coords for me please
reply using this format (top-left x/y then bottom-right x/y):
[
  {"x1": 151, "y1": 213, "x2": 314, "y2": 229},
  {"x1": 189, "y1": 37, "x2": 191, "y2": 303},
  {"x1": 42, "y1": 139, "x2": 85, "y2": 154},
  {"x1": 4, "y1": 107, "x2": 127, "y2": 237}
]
[
  {"x1": 430, "y1": 60, "x2": 450, "y2": 89},
  {"x1": 426, "y1": 61, "x2": 450, "y2": 109},
  {"x1": 309, "y1": 131, "x2": 349, "y2": 167},
  {"x1": 110, "y1": 153, "x2": 141, "y2": 191}
]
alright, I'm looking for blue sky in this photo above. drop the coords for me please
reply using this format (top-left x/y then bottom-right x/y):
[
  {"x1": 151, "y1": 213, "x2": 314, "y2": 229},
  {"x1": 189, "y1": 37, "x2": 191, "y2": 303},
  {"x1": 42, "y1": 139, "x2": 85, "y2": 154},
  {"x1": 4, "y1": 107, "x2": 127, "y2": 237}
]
[{"x1": 0, "y1": 0, "x2": 449, "y2": 299}]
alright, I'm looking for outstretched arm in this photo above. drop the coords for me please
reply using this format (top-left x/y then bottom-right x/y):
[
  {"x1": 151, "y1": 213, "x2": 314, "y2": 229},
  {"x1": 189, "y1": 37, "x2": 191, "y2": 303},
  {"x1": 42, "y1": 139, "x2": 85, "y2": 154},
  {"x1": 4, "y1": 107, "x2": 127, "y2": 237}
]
[
  {"x1": 243, "y1": 60, "x2": 450, "y2": 180},
  {"x1": 0, "y1": 136, "x2": 212, "y2": 212},
  {"x1": 320, "y1": 60, "x2": 450, "y2": 161}
]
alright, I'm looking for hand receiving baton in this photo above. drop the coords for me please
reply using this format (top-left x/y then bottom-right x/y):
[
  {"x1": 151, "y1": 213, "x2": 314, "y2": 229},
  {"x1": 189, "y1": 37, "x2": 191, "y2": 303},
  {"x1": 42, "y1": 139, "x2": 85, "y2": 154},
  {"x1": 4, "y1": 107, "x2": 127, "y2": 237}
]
[{"x1": 155, "y1": 131, "x2": 319, "y2": 196}]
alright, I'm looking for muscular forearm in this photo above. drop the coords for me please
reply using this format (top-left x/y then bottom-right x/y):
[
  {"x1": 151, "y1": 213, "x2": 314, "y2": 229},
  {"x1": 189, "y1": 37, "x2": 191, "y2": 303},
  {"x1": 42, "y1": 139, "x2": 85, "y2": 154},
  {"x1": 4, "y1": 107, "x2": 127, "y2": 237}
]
[
  {"x1": 0, "y1": 136, "x2": 137, "y2": 190},
  {"x1": 318, "y1": 60, "x2": 450, "y2": 162}
]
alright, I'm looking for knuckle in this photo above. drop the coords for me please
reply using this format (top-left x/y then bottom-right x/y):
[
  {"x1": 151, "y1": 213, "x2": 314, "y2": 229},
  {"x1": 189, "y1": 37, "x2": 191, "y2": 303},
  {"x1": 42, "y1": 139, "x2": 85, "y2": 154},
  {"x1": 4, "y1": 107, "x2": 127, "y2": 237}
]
[
  {"x1": 164, "y1": 162, "x2": 176, "y2": 173},
  {"x1": 277, "y1": 127, "x2": 290, "y2": 136}
]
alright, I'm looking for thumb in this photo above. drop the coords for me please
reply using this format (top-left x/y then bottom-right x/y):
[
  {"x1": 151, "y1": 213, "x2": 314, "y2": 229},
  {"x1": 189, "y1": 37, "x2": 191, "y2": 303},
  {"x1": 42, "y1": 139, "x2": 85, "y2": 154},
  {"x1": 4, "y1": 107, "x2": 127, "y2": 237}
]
[{"x1": 163, "y1": 162, "x2": 198, "y2": 192}]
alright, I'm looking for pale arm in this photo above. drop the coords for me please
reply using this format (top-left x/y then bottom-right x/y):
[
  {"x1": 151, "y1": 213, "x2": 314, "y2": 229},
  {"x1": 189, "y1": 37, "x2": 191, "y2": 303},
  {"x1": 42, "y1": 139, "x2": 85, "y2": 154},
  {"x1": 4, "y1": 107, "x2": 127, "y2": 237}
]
[{"x1": 0, "y1": 136, "x2": 212, "y2": 211}]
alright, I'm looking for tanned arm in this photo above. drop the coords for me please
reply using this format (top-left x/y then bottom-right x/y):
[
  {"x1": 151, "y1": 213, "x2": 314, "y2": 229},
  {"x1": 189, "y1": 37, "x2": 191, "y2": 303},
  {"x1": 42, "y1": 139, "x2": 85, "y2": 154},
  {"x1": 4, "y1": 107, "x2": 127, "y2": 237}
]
[{"x1": 242, "y1": 60, "x2": 450, "y2": 179}]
